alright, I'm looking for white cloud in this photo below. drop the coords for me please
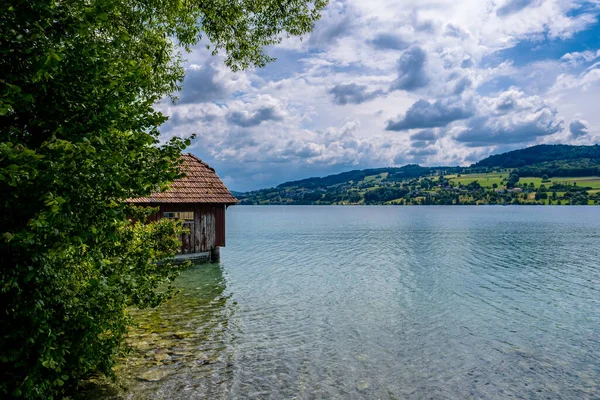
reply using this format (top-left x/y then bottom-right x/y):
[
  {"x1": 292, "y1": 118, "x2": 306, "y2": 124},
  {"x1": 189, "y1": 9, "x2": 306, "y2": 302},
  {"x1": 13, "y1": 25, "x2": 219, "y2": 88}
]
[
  {"x1": 561, "y1": 49, "x2": 600, "y2": 65},
  {"x1": 156, "y1": 0, "x2": 600, "y2": 190}
]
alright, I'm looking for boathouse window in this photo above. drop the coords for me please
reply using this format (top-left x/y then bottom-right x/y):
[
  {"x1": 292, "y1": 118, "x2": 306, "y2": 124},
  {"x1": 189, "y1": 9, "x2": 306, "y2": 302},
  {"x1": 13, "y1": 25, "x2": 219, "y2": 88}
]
[{"x1": 163, "y1": 211, "x2": 194, "y2": 221}]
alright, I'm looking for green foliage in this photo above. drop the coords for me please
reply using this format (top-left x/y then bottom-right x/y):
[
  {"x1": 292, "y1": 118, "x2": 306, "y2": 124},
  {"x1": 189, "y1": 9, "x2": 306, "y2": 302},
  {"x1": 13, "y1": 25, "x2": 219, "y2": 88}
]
[
  {"x1": 237, "y1": 153, "x2": 600, "y2": 206},
  {"x1": 364, "y1": 187, "x2": 409, "y2": 204},
  {"x1": 472, "y1": 144, "x2": 600, "y2": 169},
  {"x1": 277, "y1": 165, "x2": 437, "y2": 189},
  {"x1": 0, "y1": 0, "x2": 325, "y2": 398},
  {"x1": 472, "y1": 144, "x2": 600, "y2": 178},
  {"x1": 241, "y1": 145, "x2": 600, "y2": 205},
  {"x1": 516, "y1": 160, "x2": 600, "y2": 178},
  {"x1": 464, "y1": 181, "x2": 483, "y2": 191},
  {"x1": 506, "y1": 172, "x2": 520, "y2": 189}
]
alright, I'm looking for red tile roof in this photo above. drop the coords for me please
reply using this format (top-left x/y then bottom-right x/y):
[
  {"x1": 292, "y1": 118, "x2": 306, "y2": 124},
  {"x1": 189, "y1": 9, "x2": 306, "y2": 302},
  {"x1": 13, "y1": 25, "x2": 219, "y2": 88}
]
[{"x1": 127, "y1": 154, "x2": 238, "y2": 204}]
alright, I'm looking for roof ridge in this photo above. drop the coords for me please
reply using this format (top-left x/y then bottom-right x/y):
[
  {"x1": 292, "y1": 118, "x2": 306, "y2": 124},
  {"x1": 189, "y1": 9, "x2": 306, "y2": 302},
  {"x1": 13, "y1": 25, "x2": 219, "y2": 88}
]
[
  {"x1": 126, "y1": 154, "x2": 238, "y2": 204},
  {"x1": 184, "y1": 153, "x2": 215, "y2": 172}
]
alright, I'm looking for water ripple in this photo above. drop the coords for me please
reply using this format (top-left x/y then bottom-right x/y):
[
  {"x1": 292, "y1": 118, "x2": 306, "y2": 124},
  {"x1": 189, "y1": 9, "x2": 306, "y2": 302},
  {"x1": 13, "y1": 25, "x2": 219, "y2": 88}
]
[{"x1": 118, "y1": 206, "x2": 600, "y2": 399}]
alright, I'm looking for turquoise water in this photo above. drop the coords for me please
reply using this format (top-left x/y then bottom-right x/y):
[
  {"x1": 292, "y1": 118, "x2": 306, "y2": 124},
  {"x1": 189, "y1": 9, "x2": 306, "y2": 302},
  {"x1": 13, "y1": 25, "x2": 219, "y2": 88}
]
[{"x1": 122, "y1": 206, "x2": 600, "y2": 399}]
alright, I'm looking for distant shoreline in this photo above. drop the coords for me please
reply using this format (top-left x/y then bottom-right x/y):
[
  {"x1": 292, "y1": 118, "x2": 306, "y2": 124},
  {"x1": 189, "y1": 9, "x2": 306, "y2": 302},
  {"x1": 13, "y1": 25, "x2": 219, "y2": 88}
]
[{"x1": 234, "y1": 203, "x2": 600, "y2": 206}]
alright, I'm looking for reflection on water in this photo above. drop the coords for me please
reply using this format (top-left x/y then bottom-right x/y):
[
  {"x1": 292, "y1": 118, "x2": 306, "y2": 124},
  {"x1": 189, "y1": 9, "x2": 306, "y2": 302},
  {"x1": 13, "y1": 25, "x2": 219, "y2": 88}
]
[{"x1": 117, "y1": 206, "x2": 600, "y2": 399}]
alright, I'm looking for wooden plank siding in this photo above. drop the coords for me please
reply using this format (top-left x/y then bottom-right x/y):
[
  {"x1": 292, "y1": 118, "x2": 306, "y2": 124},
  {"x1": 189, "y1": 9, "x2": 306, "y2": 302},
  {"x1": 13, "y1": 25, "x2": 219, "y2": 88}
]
[{"x1": 142, "y1": 203, "x2": 226, "y2": 254}]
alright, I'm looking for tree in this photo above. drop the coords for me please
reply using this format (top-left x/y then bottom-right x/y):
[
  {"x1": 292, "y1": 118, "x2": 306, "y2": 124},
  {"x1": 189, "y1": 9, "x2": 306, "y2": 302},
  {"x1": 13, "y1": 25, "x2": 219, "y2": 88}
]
[
  {"x1": 0, "y1": 1, "x2": 325, "y2": 398},
  {"x1": 506, "y1": 172, "x2": 520, "y2": 189},
  {"x1": 465, "y1": 181, "x2": 483, "y2": 191}
]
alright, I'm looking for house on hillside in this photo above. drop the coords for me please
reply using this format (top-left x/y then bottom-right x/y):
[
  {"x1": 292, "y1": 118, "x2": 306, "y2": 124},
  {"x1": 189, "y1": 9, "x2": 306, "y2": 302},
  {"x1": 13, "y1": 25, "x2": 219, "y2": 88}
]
[{"x1": 128, "y1": 154, "x2": 238, "y2": 261}]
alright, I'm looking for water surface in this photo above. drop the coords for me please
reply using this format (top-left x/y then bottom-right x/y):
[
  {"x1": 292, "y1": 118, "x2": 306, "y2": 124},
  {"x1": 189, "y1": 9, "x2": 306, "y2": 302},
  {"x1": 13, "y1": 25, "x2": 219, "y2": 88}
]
[{"x1": 121, "y1": 206, "x2": 600, "y2": 399}]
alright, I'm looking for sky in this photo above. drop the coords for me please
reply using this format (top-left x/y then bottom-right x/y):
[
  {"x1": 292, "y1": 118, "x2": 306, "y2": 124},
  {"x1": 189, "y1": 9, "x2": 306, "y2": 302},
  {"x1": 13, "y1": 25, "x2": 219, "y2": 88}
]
[{"x1": 157, "y1": 0, "x2": 600, "y2": 192}]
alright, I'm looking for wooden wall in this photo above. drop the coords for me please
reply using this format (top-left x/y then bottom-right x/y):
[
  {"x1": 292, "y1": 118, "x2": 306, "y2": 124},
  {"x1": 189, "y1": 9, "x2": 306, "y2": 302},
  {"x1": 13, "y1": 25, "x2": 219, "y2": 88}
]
[{"x1": 146, "y1": 203, "x2": 226, "y2": 254}]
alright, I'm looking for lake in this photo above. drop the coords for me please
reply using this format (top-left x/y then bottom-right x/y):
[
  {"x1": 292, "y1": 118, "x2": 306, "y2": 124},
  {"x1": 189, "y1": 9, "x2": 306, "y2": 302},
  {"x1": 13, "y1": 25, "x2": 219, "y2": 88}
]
[{"x1": 120, "y1": 206, "x2": 600, "y2": 399}]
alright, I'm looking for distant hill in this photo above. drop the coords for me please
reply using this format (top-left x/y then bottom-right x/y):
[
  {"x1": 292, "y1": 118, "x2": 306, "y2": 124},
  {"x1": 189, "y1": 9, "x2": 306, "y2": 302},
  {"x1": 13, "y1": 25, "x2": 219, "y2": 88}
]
[
  {"x1": 237, "y1": 144, "x2": 600, "y2": 206},
  {"x1": 277, "y1": 165, "x2": 446, "y2": 189},
  {"x1": 472, "y1": 144, "x2": 600, "y2": 168}
]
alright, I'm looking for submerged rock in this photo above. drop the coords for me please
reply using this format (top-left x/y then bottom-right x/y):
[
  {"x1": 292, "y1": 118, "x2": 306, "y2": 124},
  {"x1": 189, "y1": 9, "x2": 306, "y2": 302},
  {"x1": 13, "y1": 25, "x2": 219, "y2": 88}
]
[
  {"x1": 172, "y1": 331, "x2": 193, "y2": 339},
  {"x1": 136, "y1": 369, "x2": 169, "y2": 382},
  {"x1": 153, "y1": 351, "x2": 171, "y2": 363}
]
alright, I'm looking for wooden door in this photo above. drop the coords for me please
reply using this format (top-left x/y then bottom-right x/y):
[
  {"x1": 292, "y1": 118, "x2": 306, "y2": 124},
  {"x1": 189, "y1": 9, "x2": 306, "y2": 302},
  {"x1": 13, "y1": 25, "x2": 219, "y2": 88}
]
[
  {"x1": 198, "y1": 210, "x2": 216, "y2": 252},
  {"x1": 180, "y1": 220, "x2": 195, "y2": 254}
]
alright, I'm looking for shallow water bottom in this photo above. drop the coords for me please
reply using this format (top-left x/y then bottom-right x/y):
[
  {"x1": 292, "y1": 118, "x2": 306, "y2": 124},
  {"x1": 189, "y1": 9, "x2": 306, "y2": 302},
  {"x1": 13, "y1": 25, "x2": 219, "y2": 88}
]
[{"x1": 111, "y1": 206, "x2": 600, "y2": 399}]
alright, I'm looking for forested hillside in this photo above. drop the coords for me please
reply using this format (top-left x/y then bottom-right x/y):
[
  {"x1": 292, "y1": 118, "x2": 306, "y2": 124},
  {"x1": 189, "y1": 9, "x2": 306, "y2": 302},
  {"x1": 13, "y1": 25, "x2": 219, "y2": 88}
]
[
  {"x1": 238, "y1": 144, "x2": 600, "y2": 205},
  {"x1": 473, "y1": 144, "x2": 600, "y2": 167},
  {"x1": 276, "y1": 165, "x2": 458, "y2": 189}
]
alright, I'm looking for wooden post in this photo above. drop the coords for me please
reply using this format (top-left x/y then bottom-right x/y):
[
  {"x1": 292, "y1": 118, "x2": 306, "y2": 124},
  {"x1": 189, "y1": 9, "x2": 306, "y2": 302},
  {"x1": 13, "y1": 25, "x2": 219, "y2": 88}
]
[{"x1": 210, "y1": 247, "x2": 220, "y2": 262}]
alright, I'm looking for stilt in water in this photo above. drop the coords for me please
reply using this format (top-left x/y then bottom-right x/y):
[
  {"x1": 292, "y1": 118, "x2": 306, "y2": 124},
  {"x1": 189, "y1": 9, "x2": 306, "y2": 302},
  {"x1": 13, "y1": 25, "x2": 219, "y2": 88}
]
[{"x1": 210, "y1": 247, "x2": 221, "y2": 262}]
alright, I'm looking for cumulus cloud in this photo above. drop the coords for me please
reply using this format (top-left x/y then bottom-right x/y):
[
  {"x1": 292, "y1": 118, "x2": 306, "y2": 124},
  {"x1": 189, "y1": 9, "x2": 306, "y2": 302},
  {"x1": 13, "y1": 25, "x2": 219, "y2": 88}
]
[
  {"x1": 410, "y1": 140, "x2": 430, "y2": 148},
  {"x1": 461, "y1": 58, "x2": 474, "y2": 69},
  {"x1": 178, "y1": 63, "x2": 226, "y2": 104},
  {"x1": 393, "y1": 152, "x2": 407, "y2": 165},
  {"x1": 561, "y1": 50, "x2": 600, "y2": 66},
  {"x1": 569, "y1": 119, "x2": 589, "y2": 138},
  {"x1": 410, "y1": 10, "x2": 437, "y2": 33},
  {"x1": 386, "y1": 98, "x2": 474, "y2": 131},
  {"x1": 445, "y1": 24, "x2": 469, "y2": 39},
  {"x1": 182, "y1": 116, "x2": 397, "y2": 190},
  {"x1": 494, "y1": 89, "x2": 524, "y2": 112},
  {"x1": 390, "y1": 46, "x2": 429, "y2": 92},
  {"x1": 408, "y1": 147, "x2": 438, "y2": 157},
  {"x1": 177, "y1": 60, "x2": 251, "y2": 104},
  {"x1": 453, "y1": 76, "x2": 472, "y2": 95},
  {"x1": 495, "y1": 96, "x2": 517, "y2": 112},
  {"x1": 227, "y1": 106, "x2": 284, "y2": 127},
  {"x1": 558, "y1": 67, "x2": 600, "y2": 91},
  {"x1": 455, "y1": 107, "x2": 563, "y2": 147},
  {"x1": 308, "y1": 3, "x2": 355, "y2": 49},
  {"x1": 310, "y1": 16, "x2": 353, "y2": 47},
  {"x1": 410, "y1": 129, "x2": 439, "y2": 141},
  {"x1": 155, "y1": 0, "x2": 600, "y2": 190},
  {"x1": 496, "y1": 0, "x2": 536, "y2": 17},
  {"x1": 368, "y1": 33, "x2": 409, "y2": 50},
  {"x1": 480, "y1": 88, "x2": 549, "y2": 116},
  {"x1": 328, "y1": 83, "x2": 385, "y2": 105}
]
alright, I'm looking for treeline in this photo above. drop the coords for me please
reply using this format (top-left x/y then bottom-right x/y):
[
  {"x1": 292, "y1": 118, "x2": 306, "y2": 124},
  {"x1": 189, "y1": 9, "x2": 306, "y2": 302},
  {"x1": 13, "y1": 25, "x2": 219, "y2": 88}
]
[
  {"x1": 238, "y1": 144, "x2": 600, "y2": 205},
  {"x1": 472, "y1": 144, "x2": 600, "y2": 168},
  {"x1": 238, "y1": 180, "x2": 600, "y2": 206},
  {"x1": 278, "y1": 168, "x2": 398, "y2": 189},
  {"x1": 364, "y1": 187, "x2": 409, "y2": 203},
  {"x1": 514, "y1": 161, "x2": 600, "y2": 178},
  {"x1": 277, "y1": 165, "x2": 455, "y2": 189},
  {"x1": 272, "y1": 145, "x2": 600, "y2": 192}
]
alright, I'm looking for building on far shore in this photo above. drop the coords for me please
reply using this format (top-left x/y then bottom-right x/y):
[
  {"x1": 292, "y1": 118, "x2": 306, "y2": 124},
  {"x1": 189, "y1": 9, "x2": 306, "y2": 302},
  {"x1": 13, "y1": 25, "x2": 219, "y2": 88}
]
[{"x1": 127, "y1": 154, "x2": 238, "y2": 261}]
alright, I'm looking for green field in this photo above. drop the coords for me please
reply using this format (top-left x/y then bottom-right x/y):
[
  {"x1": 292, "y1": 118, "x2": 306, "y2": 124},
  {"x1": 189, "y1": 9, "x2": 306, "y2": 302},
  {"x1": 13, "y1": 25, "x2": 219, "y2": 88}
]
[
  {"x1": 448, "y1": 173, "x2": 507, "y2": 188},
  {"x1": 363, "y1": 172, "x2": 388, "y2": 182},
  {"x1": 549, "y1": 177, "x2": 600, "y2": 189},
  {"x1": 448, "y1": 173, "x2": 600, "y2": 190}
]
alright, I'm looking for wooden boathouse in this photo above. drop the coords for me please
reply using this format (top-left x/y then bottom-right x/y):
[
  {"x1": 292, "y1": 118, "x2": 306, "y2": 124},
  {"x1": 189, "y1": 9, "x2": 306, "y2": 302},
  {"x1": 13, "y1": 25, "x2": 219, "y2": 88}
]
[{"x1": 128, "y1": 154, "x2": 238, "y2": 261}]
